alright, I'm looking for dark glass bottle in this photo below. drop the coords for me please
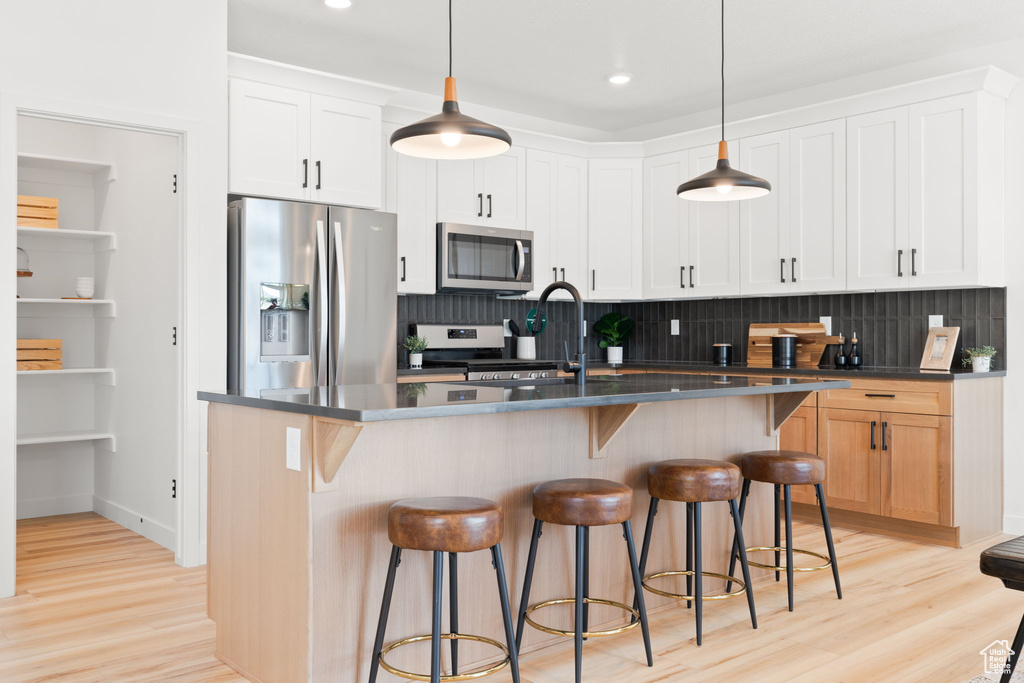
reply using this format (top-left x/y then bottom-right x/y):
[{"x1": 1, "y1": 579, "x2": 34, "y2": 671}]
[
  {"x1": 846, "y1": 332, "x2": 862, "y2": 369},
  {"x1": 834, "y1": 334, "x2": 847, "y2": 369}
]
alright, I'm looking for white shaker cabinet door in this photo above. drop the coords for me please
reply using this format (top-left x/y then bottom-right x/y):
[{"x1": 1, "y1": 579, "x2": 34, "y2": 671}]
[
  {"x1": 386, "y1": 127, "x2": 437, "y2": 295},
  {"x1": 790, "y1": 120, "x2": 846, "y2": 293},
  {"x1": 554, "y1": 154, "x2": 589, "y2": 295},
  {"x1": 846, "y1": 107, "x2": 909, "y2": 290},
  {"x1": 229, "y1": 80, "x2": 310, "y2": 200},
  {"x1": 310, "y1": 94, "x2": 382, "y2": 209},
  {"x1": 588, "y1": 158, "x2": 642, "y2": 300},
  {"x1": 739, "y1": 131, "x2": 791, "y2": 295},
  {"x1": 908, "y1": 94, "x2": 979, "y2": 288},
  {"x1": 437, "y1": 159, "x2": 483, "y2": 224},
  {"x1": 526, "y1": 149, "x2": 558, "y2": 297},
  {"x1": 642, "y1": 151, "x2": 689, "y2": 299},
  {"x1": 480, "y1": 147, "x2": 527, "y2": 229},
  {"x1": 688, "y1": 143, "x2": 741, "y2": 297}
]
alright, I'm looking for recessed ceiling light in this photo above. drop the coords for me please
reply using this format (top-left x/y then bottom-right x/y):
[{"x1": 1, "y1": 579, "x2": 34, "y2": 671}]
[
  {"x1": 325, "y1": 0, "x2": 352, "y2": 8},
  {"x1": 607, "y1": 73, "x2": 632, "y2": 85}
]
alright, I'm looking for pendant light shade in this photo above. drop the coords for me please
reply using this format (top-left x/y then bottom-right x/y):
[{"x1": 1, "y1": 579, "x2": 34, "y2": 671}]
[
  {"x1": 677, "y1": 0, "x2": 771, "y2": 201},
  {"x1": 390, "y1": 0, "x2": 511, "y2": 160},
  {"x1": 390, "y1": 78, "x2": 511, "y2": 160}
]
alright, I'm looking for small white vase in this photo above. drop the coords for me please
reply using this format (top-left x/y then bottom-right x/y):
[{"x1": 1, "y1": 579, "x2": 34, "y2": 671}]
[
  {"x1": 971, "y1": 356, "x2": 992, "y2": 372},
  {"x1": 409, "y1": 353, "x2": 423, "y2": 369},
  {"x1": 606, "y1": 346, "x2": 623, "y2": 365},
  {"x1": 516, "y1": 336, "x2": 536, "y2": 360}
]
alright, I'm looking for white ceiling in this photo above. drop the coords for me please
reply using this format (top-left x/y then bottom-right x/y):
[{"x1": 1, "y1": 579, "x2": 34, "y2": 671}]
[{"x1": 228, "y1": 0, "x2": 1024, "y2": 133}]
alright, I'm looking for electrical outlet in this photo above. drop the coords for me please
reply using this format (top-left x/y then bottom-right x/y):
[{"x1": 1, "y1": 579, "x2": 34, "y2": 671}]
[
  {"x1": 502, "y1": 319, "x2": 512, "y2": 337},
  {"x1": 929, "y1": 315, "x2": 943, "y2": 329},
  {"x1": 286, "y1": 427, "x2": 302, "y2": 471},
  {"x1": 671, "y1": 319, "x2": 680, "y2": 335},
  {"x1": 819, "y1": 316, "x2": 832, "y2": 336}
]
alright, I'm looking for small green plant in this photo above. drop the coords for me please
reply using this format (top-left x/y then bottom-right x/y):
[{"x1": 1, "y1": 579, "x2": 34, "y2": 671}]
[
  {"x1": 403, "y1": 335, "x2": 429, "y2": 354},
  {"x1": 402, "y1": 382, "x2": 429, "y2": 399},
  {"x1": 962, "y1": 345, "x2": 997, "y2": 367},
  {"x1": 593, "y1": 312, "x2": 635, "y2": 349}
]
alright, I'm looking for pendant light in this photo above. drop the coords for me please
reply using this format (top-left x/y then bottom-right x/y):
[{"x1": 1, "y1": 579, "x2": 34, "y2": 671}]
[
  {"x1": 677, "y1": 0, "x2": 770, "y2": 201},
  {"x1": 390, "y1": 0, "x2": 511, "y2": 160}
]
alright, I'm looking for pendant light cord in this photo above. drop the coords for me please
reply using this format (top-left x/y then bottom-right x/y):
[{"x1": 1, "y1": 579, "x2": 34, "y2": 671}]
[
  {"x1": 721, "y1": 0, "x2": 725, "y2": 141},
  {"x1": 448, "y1": 0, "x2": 453, "y2": 78}
]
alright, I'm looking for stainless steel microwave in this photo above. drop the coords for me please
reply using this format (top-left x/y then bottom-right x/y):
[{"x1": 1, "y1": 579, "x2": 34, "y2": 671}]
[{"x1": 437, "y1": 223, "x2": 533, "y2": 294}]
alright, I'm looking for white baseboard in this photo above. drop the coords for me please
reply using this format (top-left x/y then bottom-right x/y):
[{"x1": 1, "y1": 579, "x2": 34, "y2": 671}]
[
  {"x1": 92, "y1": 496, "x2": 176, "y2": 551},
  {"x1": 1003, "y1": 514, "x2": 1024, "y2": 535},
  {"x1": 198, "y1": 541, "x2": 207, "y2": 567},
  {"x1": 17, "y1": 494, "x2": 92, "y2": 520}
]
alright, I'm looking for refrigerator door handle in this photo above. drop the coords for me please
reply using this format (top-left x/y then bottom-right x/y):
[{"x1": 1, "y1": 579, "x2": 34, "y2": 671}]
[
  {"x1": 314, "y1": 219, "x2": 329, "y2": 386},
  {"x1": 330, "y1": 220, "x2": 347, "y2": 385},
  {"x1": 514, "y1": 239, "x2": 525, "y2": 281}
]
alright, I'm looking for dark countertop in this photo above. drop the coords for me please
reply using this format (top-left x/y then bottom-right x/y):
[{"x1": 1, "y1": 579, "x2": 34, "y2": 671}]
[
  {"x1": 199, "y1": 373, "x2": 850, "y2": 423},
  {"x1": 585, "y1": 360, "x2": 1005, "y2": 381}
]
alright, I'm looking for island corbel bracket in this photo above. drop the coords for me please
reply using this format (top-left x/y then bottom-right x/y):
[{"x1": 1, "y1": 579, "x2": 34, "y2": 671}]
[
  {"x1": 766, "y1": 391, "x2": 812, "y2": 436},
  {"x1": 313, "y1": 418, "x2": 365, "y2": 492},
  {"x1": 589, "y1": 403, "x2": 642, "y2": 458}
]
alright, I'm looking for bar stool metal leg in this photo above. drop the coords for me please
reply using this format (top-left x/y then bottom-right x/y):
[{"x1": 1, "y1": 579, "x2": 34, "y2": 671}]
[
  {"x1": 491, "y1": 544, "x2": 521, "y2": 683},
  {"x1": 729, "y1": 498, "x2": 757, "y2": 629},
  {"x1": 693, "y1": 502, "x2": 704, "y2": 646},
  {"x1": 816, "y1": 484, "x2": 843, "y2": 599},
  {"x1": 784, "y1": 485, "x2": 795, "y2": 612},
  {"x1": 369, "y1": 545, "x2": 402, "y2": 683},
  {"x1": 633, "y1": 497, "x2": 659, "y2": 621},
  {"x1": 623, "y1": 520, "x2": 653, "y2": 667},
  {"x1": 1000, "y1": 611, "x2": 1024, "y2": 683},
  {"x1": 515, "y1": 519, "x2": 543, "y2": 651},
  {"x1": 726, "y1": 478, "x2": 751, "y2": 593},
  {"x1": 774, "y1": 484, "x2": 782, "y2": 583},
  {"x1": 449, "y1": 552, "x2": 459, "y2": 675},
  {"x1": 582, "y1": 526, "x2": 590, "y2": 640},
  {"x1": 686, "y1": 502, "x2": 694, "y2": 609},
  {"x1": 574, "y1": 525, "x2": 585, "y2": 683},
  {"x1": 431, "y1": 551, "x2": 444, "y2": 683}
]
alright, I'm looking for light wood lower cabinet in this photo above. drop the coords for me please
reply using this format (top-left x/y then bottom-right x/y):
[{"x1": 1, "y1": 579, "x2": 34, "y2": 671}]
[
  {"x1": 882, "y1": 413, "x2": 951, "y2": 526},
  {"x1": 779, "y1": 405, "x2": 818, "y2": 505},
  {"x1": 818, "y1": 408, "x2": 883, "y2": 515}
]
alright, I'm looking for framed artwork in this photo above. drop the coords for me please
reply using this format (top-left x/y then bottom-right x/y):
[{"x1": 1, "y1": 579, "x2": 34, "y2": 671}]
[{"x1": 920, "y1": 327, "x2": 960, "y2": 371}]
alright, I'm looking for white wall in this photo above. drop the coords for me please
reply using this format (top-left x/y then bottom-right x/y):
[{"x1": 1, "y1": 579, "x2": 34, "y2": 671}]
[{"x1": 0, "y1": 1, "x2": 227, "y2": 597}]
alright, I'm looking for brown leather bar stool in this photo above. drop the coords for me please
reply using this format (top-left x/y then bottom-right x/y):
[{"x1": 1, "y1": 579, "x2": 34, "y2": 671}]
[
  {"x1": 634, "y1": 459, "x2": 757, "y2": 645},
  {"x1": 369, "y1": 497, "x2": 520, "y2": 683},
  {"x1": 980, "y1": 536, "x2": 1024, "y2": 683},
  {"x1": 515, "y1": 478, "x2": 652, "y2": 683},
  {"x1": 726, "y1": 450, "x2": 842, "y2": 612}
]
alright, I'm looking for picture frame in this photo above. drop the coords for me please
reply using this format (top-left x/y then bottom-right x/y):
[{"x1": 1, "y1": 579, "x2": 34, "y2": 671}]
[{"x1": 920, "y1": 326, "x2": 960, "y2": 371}]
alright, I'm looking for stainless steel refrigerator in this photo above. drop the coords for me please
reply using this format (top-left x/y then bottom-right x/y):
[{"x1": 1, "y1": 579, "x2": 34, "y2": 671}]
[{"x1": 228, "y1": 197, "x2": 397, "y2": 392}]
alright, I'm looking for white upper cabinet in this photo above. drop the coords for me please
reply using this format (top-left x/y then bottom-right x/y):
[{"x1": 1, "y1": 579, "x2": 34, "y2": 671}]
[
  {"x1": 437, "y1": 147, "x2": 526, "y2": 229},
  {"x1": 526, "y1": 150, "x2": 587, "y2": 299},
  {"x1": 642, "y1": 151, "x2": 689, "y2": 299},
  {"x1": 310, "y1": 94, "x2": 382, "y2": 208},
  {"x1": 739, "y1": 131, "x2": 791, "y2": 295},
  {"x1": 687, "y1": 143, "x2": 741, "y2": 297},
  {"x1": 229, "y1": 80, "x2": 310, "y2": 201},
  {"x1": 789, "y1": 120, "x2": 846, "y2": 293},
  {"x1": 229, "y1": 80, "x2": 382, "y2": 208},
  {"x1": 588, "y1": 158, "x2": 642, "y2": 300},
  {"x1": 846, "y1": 107, "x2": 909, "y2": 290},
  {"x1": 385, "y1": 124, "x2": 437, "y2": 295}
]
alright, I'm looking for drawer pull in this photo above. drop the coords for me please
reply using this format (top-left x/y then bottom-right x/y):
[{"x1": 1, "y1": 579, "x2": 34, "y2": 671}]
[{"x1": 864, "y1": 394, "x2": 896, "y2": 398}]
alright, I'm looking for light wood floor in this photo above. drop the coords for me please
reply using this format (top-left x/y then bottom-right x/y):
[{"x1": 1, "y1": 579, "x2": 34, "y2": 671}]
[{"x1": 0, "y1": 513, "x2": 1021, "y2": 682}]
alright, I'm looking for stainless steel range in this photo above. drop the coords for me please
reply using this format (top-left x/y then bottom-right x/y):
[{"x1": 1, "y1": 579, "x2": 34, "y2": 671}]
[{"x1": 411, "y1": 323, "x2": 559, "y2": 381}]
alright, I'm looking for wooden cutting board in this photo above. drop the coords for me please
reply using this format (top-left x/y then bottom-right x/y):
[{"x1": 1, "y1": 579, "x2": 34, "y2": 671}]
[{"x1": 746, "y1": 323, "x2": 827, "y2": 368}]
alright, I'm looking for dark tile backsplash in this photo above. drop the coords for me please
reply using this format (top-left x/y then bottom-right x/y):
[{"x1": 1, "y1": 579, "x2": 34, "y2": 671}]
[{"x1": 397, "y1": 288, "x2": 1006, "y2": 369}]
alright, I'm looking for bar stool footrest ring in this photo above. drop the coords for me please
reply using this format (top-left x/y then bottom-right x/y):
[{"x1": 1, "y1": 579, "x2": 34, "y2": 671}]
[
  {"x1": 523, "y1": 597, "x2": 640, "y2": 638},
  {"x1": 745, "y1": 546, "x2": 832, "y2": 572},
  {"x1": 641, "y1": 570, "x2": 746, "y2": 601},
  {"x1": 378, "y1": 633, "x2": 510, "y2": 682}
]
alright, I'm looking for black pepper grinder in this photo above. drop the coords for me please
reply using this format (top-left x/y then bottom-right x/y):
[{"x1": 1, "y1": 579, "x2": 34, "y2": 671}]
[
  {"x1": 846, "y1": 331, "x2": 862, "y2": 369},
  {"x1": 833, "y1": 334, "x2": 847, "y2": 369}
]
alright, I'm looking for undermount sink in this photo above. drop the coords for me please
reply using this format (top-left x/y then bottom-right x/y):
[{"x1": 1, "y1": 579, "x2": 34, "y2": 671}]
[{"x1": 463, "y1": 377, "x2": 576, "y2": 388}]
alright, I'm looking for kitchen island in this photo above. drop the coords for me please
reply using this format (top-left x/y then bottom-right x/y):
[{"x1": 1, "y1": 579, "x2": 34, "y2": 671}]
[{"x1": 200, "y1": 374, "x2": 848, "y2": 683}]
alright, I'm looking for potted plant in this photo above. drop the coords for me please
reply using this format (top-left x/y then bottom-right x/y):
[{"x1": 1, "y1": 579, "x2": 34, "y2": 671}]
[
  {"x1": 594, "y1": 312, "x2": 634, "y2": 365},
  {"x1": 963, "y1": 345, "x2": 997, "y2": 372},
  {"x1": 403, "y1": 335, "x2": 429, "y2": 369}
]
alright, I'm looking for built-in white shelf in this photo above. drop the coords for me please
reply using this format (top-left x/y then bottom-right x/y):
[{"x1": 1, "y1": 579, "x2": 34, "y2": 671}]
[
  {"x1": 17, "y1": 368, "x2": 116, "y2": 385},
  {"x1": 16, "y1": 298, "x2": 116, "y2": 317},
  {"x1": 17, "y1": 153, "x2": 116, "y2": 184},
  {"x1": 16, "y1": 431, "x2": 117, "y2": 451},
  {"x1": 17, "y1": 227, "x2": 117, "y2": 253}
]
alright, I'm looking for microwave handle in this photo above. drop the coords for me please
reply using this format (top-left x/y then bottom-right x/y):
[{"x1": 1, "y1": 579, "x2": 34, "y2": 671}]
[{"x1": 514, "y1": 239, "x2": 525, "y2": 281}]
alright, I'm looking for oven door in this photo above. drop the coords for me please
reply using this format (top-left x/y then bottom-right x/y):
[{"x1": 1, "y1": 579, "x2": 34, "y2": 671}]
[{"x1": 437, "y1": 223, "x2": 533, "y2": 293}]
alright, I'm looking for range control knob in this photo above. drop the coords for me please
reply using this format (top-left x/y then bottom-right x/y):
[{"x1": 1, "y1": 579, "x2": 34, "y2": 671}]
[
  {"x1": 510, "y1": 373, "x2": 520, "y2": 380},
  {"x1": 528, "y1": 372, "x2": 538, "y2": 379},
  {"x1": 539, "y1": 372, "x2": 549, "y2": 378}
]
